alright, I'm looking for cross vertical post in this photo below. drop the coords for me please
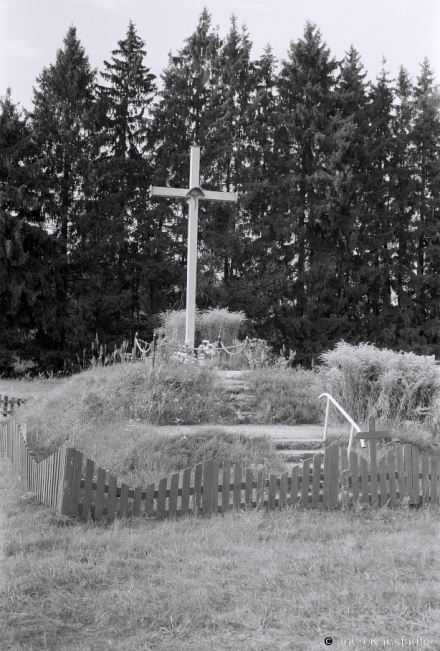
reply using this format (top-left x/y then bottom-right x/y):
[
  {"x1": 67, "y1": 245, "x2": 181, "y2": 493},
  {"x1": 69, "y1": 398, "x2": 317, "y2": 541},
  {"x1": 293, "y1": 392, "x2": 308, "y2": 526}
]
[
  {"x1": 186, "y1": 146, "x2": 200, "y2": 349},
  {"x1": 150, "y1": 145, "x2": 238, "y2": 349}
]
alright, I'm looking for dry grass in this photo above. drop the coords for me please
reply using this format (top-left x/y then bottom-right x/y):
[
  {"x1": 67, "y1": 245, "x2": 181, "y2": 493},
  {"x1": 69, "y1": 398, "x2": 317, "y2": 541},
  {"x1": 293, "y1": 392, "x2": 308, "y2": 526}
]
[{"x1": 1, "y1": 458, "x2": 439, "y2": 651}]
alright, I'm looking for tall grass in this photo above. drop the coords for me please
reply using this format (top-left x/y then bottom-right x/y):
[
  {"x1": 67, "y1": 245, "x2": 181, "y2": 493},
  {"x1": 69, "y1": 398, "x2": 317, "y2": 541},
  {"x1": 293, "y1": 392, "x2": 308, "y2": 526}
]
[
  {"x1": 319, "y1": 342, "x2": 440, "y2": 427},
  {"x1": 157, "y1": 307, "x2": 246, "y2": 346},
  {"x1": 248, "y1": 367, "x2": 324, "y2": 424}
]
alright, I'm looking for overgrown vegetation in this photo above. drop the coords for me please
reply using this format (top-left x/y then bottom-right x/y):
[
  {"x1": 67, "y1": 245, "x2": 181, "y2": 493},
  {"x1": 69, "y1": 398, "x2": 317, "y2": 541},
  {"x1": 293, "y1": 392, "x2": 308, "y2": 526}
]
[
  {"x1": 248, "y1": 368, "x2": 323, "y2": 424},
  {"x1": 319, "y1": 342, "x2": 440, "y2": 431},
  {"x1": 158, "y1": 307, "x2": 247, "y2": 347}
]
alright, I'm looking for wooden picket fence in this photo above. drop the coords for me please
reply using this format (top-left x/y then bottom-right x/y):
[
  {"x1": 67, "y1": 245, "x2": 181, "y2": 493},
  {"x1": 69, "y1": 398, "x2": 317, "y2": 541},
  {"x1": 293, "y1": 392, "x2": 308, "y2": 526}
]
[
  {"x1": 1, "y1": 419, "x2": 439, "y2": 520},
  {"x1": 0, "y1": 394, "x2": 25, "y2": 420}
]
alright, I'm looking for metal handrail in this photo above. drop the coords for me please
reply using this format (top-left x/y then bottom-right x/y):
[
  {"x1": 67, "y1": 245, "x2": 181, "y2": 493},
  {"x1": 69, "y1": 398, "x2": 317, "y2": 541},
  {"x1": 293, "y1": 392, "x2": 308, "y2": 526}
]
[{"x1": 319, "y1": 393, "x2": 365, "y2": 457}]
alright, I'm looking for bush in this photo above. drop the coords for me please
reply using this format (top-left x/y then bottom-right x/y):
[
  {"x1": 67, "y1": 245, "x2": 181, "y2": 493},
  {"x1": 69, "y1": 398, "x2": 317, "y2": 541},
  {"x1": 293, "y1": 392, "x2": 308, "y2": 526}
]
[
  {"x1": 319, "y1": 341, "x2": 439, "y2": 426},
  {"x1": 157, "y1": 308, "x2": 247, "y2": 347}
]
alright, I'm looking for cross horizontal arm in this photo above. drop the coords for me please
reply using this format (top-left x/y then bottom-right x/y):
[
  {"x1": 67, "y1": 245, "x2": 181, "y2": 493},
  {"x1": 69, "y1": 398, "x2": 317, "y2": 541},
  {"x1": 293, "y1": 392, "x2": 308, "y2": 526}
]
[
  {"x1": 200, "y1": 190, "x2": 238, "y2": 203},
  {"x1": 150, "y1": 186, "x2": 189, "y2": 200}
]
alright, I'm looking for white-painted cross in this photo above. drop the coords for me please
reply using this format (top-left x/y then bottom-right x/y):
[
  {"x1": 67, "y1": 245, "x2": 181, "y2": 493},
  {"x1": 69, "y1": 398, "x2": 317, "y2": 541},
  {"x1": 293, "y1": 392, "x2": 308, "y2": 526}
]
[{"x1": 149, "y1": 145, "x2": 238, "y2": 348}]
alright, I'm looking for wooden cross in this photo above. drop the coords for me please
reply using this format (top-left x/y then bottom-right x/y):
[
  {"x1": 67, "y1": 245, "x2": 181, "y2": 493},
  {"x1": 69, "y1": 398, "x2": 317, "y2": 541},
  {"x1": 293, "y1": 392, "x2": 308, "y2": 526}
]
[
  {"x1": 150, "y1": 145, "x2": 238, "y2": 348},
  {"x1": 353, "y1": 417, "x2": 391, "y2": 441}
]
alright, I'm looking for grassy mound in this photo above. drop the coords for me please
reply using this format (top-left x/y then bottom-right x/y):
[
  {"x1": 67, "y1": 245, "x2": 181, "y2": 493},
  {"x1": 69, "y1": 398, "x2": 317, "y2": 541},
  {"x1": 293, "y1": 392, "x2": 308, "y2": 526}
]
[
  {"x1": 248, "y1": 367, "x2": 323, "y2": 424},
  {"x1": 16, "y1": 362, "x2": 287, "y2": 486}
]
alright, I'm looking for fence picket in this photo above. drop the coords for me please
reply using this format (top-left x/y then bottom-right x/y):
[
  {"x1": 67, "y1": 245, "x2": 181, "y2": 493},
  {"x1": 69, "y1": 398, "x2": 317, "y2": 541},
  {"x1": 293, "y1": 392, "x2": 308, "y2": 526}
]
[
  {"x1": 107, "y1": 474, "x2": 117, "y2": 521},
  {"x1": 279, "y1": 471, "x2": 288, "y2": 510},
  {"x1": 330, "y1": 445, "x2": 339, "y2": 507},
  {"x1": 133, "y1": 486, "x2": 143, "y2": 518},
  {"x1": 233, "y1": 464, "x2": 241, "y2": 509},
  {"x1": 245, "y1": 468, "x2": 253, "y2": 507},
  {"x1": 369, "y1": 440, "x2": 378, "y2": 508},
  {"x1": 82, "y1": 458, "x2": 95, "y2": 518},
  {"x1": 312, "y1": 453, "x2": 322, "y2": 506},
  {"x1": 323, "y1": 447, "x2": 332, "y2": 507},
  {"x1": 360, "y1": 456, "x2": 369, "y2": 503},
  {"x1": 396, "y1": 446, "x2": 405, "y2": 501},
  {"x1": 157, "y1": 477, "x2": 167, "y2": 520},
  {"x1": 256, "y1": 470, "x2": 264, "y2": 508},
  {"x1": 340, "y1": 448, "x2": 349, "y2": 508},
  {"x1": 181, "y1": 469, "x2": 191, "y2": 516},
  {"x1": 421, "y1": 452, "x2": 429, "y2": 505},
  {"x1": 94, "y1": 467, "x2": 106, "y2": 521},
  {"x1": 378, "y1": 455, "x2": 388, "y2": 507},
  {"x1": 388, "y1": 449, "x2": 397, "y2": 506},
  {"x1": 350, "y1": 451, "x2": 359, "y2": 504},
  {"x1": 410, "y1": 445, "x2": 419, "y2": 505},
  {"x1": 193, "y1": 463, "x2": 203, "y2": 514},
  {"x1": 119, "y1": 483, "x2": 129, "y2": 518},
  {"x1": 60, "y1": 448, "x2": 76, "y2": 515},
  {"x1": 430, "y1": 456, "x2": 438, "y2": 506},
  {"x1": 69, "y1": 450, "x2": 83, "y2": 516},
  {"x1": 291, "y1": 466, "x2": 299, "y2": 506},
  {"x1": 145, "y1": 482, "x2": 155, "y2": 517},
  {"x1": 202, "y1": 460, "x2": 212, "y2": 515},
  {"x1": 268, "y1": 473, "x2": 277, "y2": 509},
  {"x1": 211, "y1": 460, "x2": 219, "y2": 513},
  {"x1": 301, "y1": 459, "x2": 311, "y2": 507},
  {"x1": 51, "y1": 450, "x2": 60, "y2": 509},
  {"x1": 169, "y1": 473, "x2": 179, "y2": 518},
  {"x1": 222, "y1": 463, "x2": 230, "y2": 513},
  {"x1": 403, "y1": 444, "x2": 412, "y2": 499}
]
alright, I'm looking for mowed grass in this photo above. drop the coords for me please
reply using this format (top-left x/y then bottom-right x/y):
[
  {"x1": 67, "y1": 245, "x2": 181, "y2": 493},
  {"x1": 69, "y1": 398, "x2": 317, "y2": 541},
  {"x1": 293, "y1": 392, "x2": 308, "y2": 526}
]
[{"x1": 1, "y1": 459, "x2": 439, "y2": 651}]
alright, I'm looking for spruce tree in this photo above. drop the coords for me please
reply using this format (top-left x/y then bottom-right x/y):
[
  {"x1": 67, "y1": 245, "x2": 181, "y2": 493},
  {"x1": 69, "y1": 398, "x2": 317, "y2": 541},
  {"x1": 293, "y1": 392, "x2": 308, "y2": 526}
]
[
  {"x1": 98, "y1": 21, "x2": 171, "y2": 337},
  {"x1": 0, "y1": 90, "x2": 60, "y2": 373},
  {"x1": 410, "y1": 59, "x2": 440, "y2": 354},
  {"x1": 276, "y1": 22, "x2": 340, "y2": 363},
  {"x1": 152, "y1": 9, "x2": 223, "y2": 308},
  {"x1": 30, "y1": 26, "x2": 98, "y2": 369}
]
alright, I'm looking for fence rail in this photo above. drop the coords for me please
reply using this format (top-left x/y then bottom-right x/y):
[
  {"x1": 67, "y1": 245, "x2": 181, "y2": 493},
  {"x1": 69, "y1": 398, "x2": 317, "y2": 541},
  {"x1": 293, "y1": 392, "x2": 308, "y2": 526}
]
[{"x1": 1, "y1": 419, "x2": 439, "y2": 522}]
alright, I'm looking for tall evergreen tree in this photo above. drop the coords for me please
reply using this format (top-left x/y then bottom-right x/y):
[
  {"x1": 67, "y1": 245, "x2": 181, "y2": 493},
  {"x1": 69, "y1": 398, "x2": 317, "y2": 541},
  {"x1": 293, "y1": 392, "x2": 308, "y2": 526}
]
[
  {"x1": 389, "y1": 66, "x2": 417, "y2": 343},
  {"x1": 409, "y1": 59, "x2": 440, "y2": 353},
  {"x1": 31, "y1": 26, "x2": 99, "y2": 368},
  {"x1": 152, "y1": 9, "x2": 223, "y2": 308},
  {"x1": 357, "y1": 61, "x2": 395, "y2": 346},
  {"x1": 275, "y1": 22, "x2": 340, "y2": 362},
  {"x1": 98, "y1": 21, "x2": 171, "y2": 337},
  {"x1": 0, "y1": 90, "x2": 60, "y2": 373}
]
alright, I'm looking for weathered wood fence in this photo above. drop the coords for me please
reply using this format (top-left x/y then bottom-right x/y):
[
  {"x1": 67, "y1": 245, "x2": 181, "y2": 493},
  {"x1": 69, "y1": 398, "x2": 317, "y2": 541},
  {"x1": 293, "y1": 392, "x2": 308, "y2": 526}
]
[{"x1": 1, "y1": 419, "x2": 439, "y2": 521}]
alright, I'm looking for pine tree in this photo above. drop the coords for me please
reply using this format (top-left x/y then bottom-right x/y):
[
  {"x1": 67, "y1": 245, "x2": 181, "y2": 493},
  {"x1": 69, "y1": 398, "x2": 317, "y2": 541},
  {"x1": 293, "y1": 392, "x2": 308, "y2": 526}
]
[
  {"x1": 275, "y1": 22, "x2": 340, "y2": 363},
  {"x1": 227, "y1": 45, "x2": 284, "y2": 338},
  {"x1": 410, "y1": 59, "x2": 440, "y2": 353},
  {"x1": 389, "y1": 66, "x2": 417, "y2": 345},
  {"x1": 357, "y1": 61, "x2": 395, "y2": 346},
  {"x1": 30, "y1": 26, "x2": 99, "y2": 369},
  {"x1": 152, "y1": 9, "x2": 223, "y2": 308},
  {"x1": 0, "y1": 90, "x2": 60, "y2": 373},
  {"x1": 98, "y1": 21, "x2": 172, "y2": 337}
]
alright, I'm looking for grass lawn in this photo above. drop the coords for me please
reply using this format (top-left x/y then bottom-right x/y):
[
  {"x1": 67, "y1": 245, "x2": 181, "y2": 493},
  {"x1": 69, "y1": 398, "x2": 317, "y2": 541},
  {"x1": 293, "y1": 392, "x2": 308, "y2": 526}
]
[{"x1": 1, "y1": 457, "x2": 439, "y2": 651}]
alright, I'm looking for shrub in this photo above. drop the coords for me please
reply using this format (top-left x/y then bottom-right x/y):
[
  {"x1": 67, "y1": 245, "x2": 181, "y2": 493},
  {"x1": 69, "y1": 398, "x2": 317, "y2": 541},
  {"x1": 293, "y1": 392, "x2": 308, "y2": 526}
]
[
  {"x1": 319, "y1": 341, "x2": 439, "y2": 426},
  {"x1": 157, "y1": 308, "x2": 247, "y2": 347}
]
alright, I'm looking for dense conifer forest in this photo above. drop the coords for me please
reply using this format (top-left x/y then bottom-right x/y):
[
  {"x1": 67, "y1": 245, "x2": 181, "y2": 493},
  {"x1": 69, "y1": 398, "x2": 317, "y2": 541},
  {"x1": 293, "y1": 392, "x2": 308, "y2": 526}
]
[{"x1": 1, "y1": 9, "x2": 440, "y2": 373}]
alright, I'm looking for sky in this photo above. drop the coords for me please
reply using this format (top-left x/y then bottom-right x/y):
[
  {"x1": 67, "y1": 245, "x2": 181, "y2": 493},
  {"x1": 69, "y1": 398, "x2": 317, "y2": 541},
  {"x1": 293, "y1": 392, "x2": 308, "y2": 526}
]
[{"x1": 1, "y1": 0, "x2": 440, "y2": 112}]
